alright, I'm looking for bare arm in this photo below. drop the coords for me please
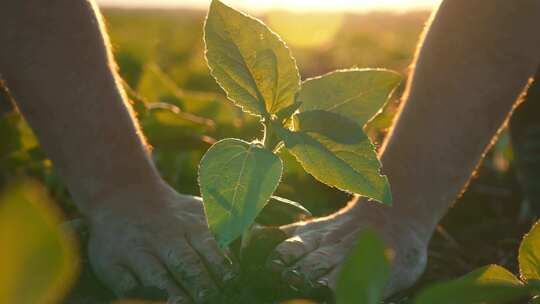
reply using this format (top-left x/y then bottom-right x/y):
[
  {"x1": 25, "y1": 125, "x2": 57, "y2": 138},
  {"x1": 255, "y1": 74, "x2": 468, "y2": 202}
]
[
  {"x1": 265, "y1": 0, "x2": 540, "y2": 296},
  {"x1": 379, "y1": 0, "x2": 540, "y2": 240},
  {"x1": 0, "y1": 0, "x2": 158, "y2": 214},
  {"x1": 0, "y1": 1, "x2": 235, "y2": 301}
]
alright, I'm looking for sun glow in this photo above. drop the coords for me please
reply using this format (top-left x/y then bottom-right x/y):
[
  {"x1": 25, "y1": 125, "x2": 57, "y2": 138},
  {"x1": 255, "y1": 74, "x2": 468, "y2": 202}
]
[{"x1": 97, "y1": 0, "x2": 440, "y2": 12}]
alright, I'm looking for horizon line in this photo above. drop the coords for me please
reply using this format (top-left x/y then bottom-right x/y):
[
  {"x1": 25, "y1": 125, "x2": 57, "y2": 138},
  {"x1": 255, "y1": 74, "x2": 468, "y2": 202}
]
[{"x1": 97, "y1": 1, "x2": 438, "y2": 13}]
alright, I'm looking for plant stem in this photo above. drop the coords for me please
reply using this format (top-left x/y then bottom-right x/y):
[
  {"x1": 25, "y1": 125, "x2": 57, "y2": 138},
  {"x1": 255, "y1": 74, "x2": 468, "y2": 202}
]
[{"x1": 262, "y1": 121, "x2": 274, "y2": 149}]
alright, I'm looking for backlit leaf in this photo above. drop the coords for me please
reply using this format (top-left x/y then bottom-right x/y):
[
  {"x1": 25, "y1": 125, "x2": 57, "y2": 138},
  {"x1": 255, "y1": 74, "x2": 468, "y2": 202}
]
[
  {"x1": 277, "y1": 110, "x2": 391, "y2": 204},
  {"x1": 415, "y1": 265, "x2": 530, "y2": 304},
  {"x1": 298, "y1": 69, "x2": 400, "y2": 126},
  {"x1": 199, "y1": 138, "x2": 282, "y2": 247},
  {"x1": 336, "y1": 230, "x2": 391, "y2": 304},
  {"x1": 519, "y1": 219, "x2": 540, "y2": 288},
  {"x1": 0, "y1": 181, "x2": 78, "y2": 304},
  {"x1": 204, "y1": 0, "x2": 300, "y2": 116},
  {"x1": 255, "y1": 196, "x2": 312, "y2": 226}
]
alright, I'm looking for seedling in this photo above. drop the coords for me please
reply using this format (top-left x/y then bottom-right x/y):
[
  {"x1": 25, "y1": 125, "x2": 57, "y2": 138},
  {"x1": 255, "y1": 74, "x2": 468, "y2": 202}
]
[{"x1": 198, "y1": 0, "x2": 401, "y2": 248}]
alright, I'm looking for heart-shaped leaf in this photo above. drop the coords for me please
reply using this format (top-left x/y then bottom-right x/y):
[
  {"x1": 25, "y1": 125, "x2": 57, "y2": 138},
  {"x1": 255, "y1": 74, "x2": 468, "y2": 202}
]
[
  {"x1": 415, "y1": 265, "x2": 530, "y2": 304},
  {"x1": 198, "y1": 138, "x2": 283, "y2": 247},
  {"x1": 204, "y1": 0, "x2": 300, "y2": 117},
  {"x1": 519, "y1": 219, "x2": 540, "y2": 289},
  {"x1": 276, "y1": 110, "x2": 391, "y2": 204},
  {"x1": 298, "y1": 69, "x2": 400, "y2": 126}
]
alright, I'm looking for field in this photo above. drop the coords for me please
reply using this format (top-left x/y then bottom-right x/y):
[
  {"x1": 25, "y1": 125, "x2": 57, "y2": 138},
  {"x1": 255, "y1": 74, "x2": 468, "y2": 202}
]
[{"x1": 1, "y1": 6, "x2": 537, "y2": 304}]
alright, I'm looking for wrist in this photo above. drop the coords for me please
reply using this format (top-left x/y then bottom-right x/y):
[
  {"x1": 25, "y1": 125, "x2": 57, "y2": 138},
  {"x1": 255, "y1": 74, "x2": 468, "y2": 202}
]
[
  {"x1": 75, "y1": 175, "x2": 167, "y2": 219},
  {"x1": 343, "y1": 196, "x2": 435, "y2": 244}
]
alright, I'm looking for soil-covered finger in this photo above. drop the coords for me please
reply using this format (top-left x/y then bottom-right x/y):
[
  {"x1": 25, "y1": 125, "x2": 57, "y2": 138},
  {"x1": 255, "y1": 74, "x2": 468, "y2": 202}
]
[
  {"x1": 190, "y1": 233, "x2": 239, "y2": 287},
  {"x1": 128, "y1": 252, "x2": 190, "y2": 302},
  {"x1": 160, "y1": 243, "x2": 220, "y2": 303}
]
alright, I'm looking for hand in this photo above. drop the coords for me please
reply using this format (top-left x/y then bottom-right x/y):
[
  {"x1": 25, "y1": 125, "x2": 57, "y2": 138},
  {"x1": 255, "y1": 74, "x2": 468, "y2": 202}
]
[
  {"x1": 264, "y1": 201, "x2": 428, "y2": 297},
  {"x1": 86, "y1": 181, "x2": 237, "y2": 303}
]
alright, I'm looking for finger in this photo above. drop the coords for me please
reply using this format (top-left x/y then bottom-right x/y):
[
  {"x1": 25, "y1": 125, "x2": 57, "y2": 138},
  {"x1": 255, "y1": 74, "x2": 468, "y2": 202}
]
[
  {"x1": 95, "y1": 263, "x2": 139, "y2": 297},
  {"x1": 267, "y1": 233, "x2": 320, "y2": 273},
  {"x1": 189, "y1": 232, "x2": 238, "y2": 286},
  {"x1": 279, "y1": 219, "x2": 328, "y2": 237},
  {"x1": 284, "y1": 246, "x2": 343, "y2": 290},
  {"x1": 306, "y1": 268, "x2": 338, "y2": 301},
  {"x1": 159, "y1": 243, "x2": 220, "y2": 303},
  {"x1": 279, "y1": 222, "x2": 301, "y2": 238},
  {"x1": 314, "y1": 267, "x2": 338, "y2": 291},
  {"x1": 128, "y1": 252, "x2": 191, "y2": 302}
]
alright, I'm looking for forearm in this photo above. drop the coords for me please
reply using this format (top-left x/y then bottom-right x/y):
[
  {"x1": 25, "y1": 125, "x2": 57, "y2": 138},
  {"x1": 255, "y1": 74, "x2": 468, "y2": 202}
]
[
  {"x1": 363, "y1": 1, "x2": 540, "y2": 240},
  {"x1": 0, "y1": 1, "x2": 161, "y2": 215}
]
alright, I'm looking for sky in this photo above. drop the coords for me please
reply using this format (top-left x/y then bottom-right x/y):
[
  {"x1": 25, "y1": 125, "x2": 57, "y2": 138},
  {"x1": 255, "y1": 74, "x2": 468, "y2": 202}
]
[{"x1": 96, "y1": 0, "x2": 441, "y2": 12}]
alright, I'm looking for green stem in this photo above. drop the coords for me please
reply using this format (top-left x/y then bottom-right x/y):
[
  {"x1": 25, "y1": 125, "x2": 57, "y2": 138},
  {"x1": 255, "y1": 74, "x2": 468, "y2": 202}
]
[{"x1": 262, "y1": 121, "x2": 274, "y2": 149}]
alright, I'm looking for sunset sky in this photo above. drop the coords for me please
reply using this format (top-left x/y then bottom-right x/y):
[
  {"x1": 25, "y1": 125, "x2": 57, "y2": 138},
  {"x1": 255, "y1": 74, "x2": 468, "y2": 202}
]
[{"x1": 97, "y1": 0, "x2": 440, "y2": 12}]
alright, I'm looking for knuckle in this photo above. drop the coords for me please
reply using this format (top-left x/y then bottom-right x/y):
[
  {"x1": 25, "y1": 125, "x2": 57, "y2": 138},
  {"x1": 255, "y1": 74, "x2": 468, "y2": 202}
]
[
  {"x1": 182, "y1": 252, "x2": 203, "y2": 267},
  {"x1": 278, "y1": 236, "x2": 309, "y2": 255},
  {"x1": 147, "y1": 270, "x2": 170, "y2": 288}
]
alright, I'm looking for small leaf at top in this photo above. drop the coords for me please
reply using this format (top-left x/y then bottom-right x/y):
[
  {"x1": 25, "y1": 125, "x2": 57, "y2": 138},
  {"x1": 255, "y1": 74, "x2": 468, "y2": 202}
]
[
  {"x1": 415, "y1": 265, "x2": 530, "y2": 304},
  {"x1": 198, "y1": 138, "x2": 283, "y2": 247},
  {"x1": 204, "y1": 0, "x2": 300, "y2": 117},
  {"x1": 519, "y1": 219, "x2": 540, "y2": 288},
  {"x1": 277, "y1": 110, "x2": 391, "y2": 204},
  {"x1": 298, "y1": 69, "x2": 401, "y2": 126},
  {"x1": 336, "y1": 230, "x2": 391, "y2": 304}
]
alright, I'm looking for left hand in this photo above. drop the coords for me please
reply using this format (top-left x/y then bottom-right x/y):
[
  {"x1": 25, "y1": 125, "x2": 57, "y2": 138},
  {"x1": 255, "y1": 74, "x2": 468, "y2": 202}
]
[{"x1": 85, "y1": 182, "x2": 238, "y2": 303}]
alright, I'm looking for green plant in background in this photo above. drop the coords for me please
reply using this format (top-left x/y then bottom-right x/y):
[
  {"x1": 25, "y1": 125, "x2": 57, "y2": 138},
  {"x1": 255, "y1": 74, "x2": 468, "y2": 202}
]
[
  {"x1": 0, "y1": 181, "x2": 78, "y2": 304},
  {"x1": 332, "y1": 219, "x2": 540, "y2": 304},
  {"x1": 412, "y1": 219, "x2": 540, "y2": 304},
  {"x1": 198, "y1": 0, "x2": 400, "y2": 248}
]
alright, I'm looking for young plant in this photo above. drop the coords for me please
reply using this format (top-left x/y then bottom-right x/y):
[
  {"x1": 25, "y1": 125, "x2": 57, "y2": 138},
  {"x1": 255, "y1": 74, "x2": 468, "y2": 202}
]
[{"x1": 198, "y1": 0, "x2": 401, "y2": 248}]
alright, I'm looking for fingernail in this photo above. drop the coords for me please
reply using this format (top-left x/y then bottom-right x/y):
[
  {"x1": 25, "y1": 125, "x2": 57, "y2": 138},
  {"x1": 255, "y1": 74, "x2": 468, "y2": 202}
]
[
  {"x1": 282, "y1": 269, "x2": 304, "y2": 290},
  {"x1": 222, "y1": 271, "x2": 239, "y2": 285},
  {"x1": 267, "y1": 258, "x2": 286, "y2": 273},
  {"x1": 315, "y1": 278, "x2": 329, "y2": 288},
  {"x1": 196, "y1": 289, "x2": 217, "y2": 303}
]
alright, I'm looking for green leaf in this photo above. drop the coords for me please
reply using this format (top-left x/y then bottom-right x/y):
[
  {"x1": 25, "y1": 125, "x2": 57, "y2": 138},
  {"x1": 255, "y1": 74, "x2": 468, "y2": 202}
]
[
  {"x1": 276, "y1": 110, "x2": 391, "y2": 204},
  {"x1": 198, "y1": 138, "x2": 283, "y2": 247},
  {"x1": 0, "y1": 181, "x2": 78, "y2": 304},
  {"x1": 204, "y1": 0, "x2": 300, "y2": 116},
  {"x1": 268, "y1": 196, "x2": 310, "y2": 216},
  {"x1": 415, "y1": 265, "x2": 530, "y2": 304},
  {"x1": 519, "y1": 219, "x2": 540, "y2": 288},
  {"x1": 255, "y1": 196, "x2": 312, "y2": 226},
  {"x1": 336, "y1": 230, "x2": 391, "y2": 304},
  {"x1": 298, "y1": 69, "x2": 401, "y2": 126}
]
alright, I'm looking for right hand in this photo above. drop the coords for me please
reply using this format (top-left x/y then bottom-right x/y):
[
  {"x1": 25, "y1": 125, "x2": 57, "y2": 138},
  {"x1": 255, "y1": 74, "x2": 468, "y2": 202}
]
[{"x1": 258, "y1": 200, "x2": 429, "y2": 298}]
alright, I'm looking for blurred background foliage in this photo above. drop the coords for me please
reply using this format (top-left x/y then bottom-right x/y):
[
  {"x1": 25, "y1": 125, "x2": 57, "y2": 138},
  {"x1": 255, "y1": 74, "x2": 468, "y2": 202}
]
[
  {"x1": 1, "y1": 9, "x2": 432, "y2": 216},
  {"x1": 0, "y1": 7, "x2": 531, "y2": 303}
]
